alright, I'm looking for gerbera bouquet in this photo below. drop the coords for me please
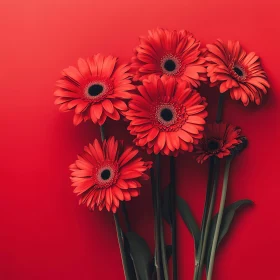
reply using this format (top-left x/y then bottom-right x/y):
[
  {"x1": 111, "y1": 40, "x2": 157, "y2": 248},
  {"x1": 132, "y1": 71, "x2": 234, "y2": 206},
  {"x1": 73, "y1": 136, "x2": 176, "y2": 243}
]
[{"x1": 54, "y1": 28, "x2": 269, "y2": 280}]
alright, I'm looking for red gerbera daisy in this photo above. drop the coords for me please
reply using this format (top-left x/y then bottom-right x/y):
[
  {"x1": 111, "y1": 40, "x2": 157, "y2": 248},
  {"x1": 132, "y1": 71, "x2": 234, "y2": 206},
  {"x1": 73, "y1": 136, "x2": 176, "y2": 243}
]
[
  {"x1": 70, "y1": 137, "x2": 152, "y2": 213},
  {"x1": 205, "y1": 39, "x2": 270, "y2": 106},
  {"x1": 54, "y1": 54, "x2": 134, "y2": 126},
  {"x1": 195, "y1": 123, "x2": 242, "y2": 164},
  {"x1": 125, "y1": 75, "x2": 208, "y2": 156},
  {"x1": 131, "y1": 28, "x2": 207, "y2": 87}
]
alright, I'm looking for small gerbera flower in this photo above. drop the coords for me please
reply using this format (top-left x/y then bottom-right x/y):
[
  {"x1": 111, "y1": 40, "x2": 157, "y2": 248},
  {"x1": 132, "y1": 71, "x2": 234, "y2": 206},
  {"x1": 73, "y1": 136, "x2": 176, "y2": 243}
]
[
  {"x1": 131, "y1": 28, "x2": 207, "y2": 87},
  {"x1": 70, "y1": 137, "x2": 152, "y2": 213},
  {"x1": 205, "y1": 39, "x2": 270, "y2": 106},
  {"x1": 195, "y1": 123, "x2": 243, "y2": 164},
  {"x1": 125, "y1": 75, "x2": 208, "y2": 156},
  {"x1": 54, "y1": 54, "x2": 134, "y2": 126}
]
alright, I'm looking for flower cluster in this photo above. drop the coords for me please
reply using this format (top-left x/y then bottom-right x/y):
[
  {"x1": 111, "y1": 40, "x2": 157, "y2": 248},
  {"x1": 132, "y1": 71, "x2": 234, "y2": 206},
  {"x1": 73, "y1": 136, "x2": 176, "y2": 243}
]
[
  {"x1": 54, "y1": 28, "x2": 269, "y2": 208},
  {"x1": 54, "y1": 27, "x2": 270, "y2": 280}
]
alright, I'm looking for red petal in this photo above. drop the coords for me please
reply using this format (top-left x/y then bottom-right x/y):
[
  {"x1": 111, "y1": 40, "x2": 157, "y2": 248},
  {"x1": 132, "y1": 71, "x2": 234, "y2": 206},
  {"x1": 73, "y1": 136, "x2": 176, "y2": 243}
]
[
  {"x1": 77, "y1": 58, "x2": 91, "y2": 78},
  {"x1": 182, "y1": 123, "x2": 199, "y2": 135},
  {"x1": 116, "y1": 179, "x2": 129, "y2": 189},
  {"x1": 178, "y1": 130, "x2": 193, "y2": 143},
  {"x1": 102, "y1": 99, "x2": 114, "y2": 114},
  {"x1": 169, "y1": 132, "x2": 180, "y2": 149},
  {"x1": 187, "y1": 116, "x2": 206, "y2": 125},
  {"x1": 147, "y1": 127, "x2": 159, "y2": 142},
  {"x1": 119, "y1": 148, "x2": 138, "y2": 167},
  {"x1": 93, "y1": 103, "x2": 103, "y2": 119},
  {"x1": 123, "y1": 191, "x2": 131, "y2": 201},
  {"x1": 90, "y1": 106, "x2": 98, "y2": 123},
  {"x1": 157, "y1": 132, "x2": 166, "y2": 150},
  {"x1": 93, "y1": 139, "x2": 105, "y2": 162},
  {"x1": 112, "y1": 99, "x2": 128, "y2": 111},
  {"x1": 112, "y1": 186, "x2": 124, "y2": 201}
]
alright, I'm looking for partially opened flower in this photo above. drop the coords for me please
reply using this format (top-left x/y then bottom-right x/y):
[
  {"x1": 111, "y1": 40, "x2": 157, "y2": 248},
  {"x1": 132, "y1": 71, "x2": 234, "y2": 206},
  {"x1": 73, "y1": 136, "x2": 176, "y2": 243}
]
[
  {"x1": 55, "y1": 54, "x2": 134, "y2": 126},
  {"x1": 195, "y1": 123, "x2": 243, "y2": 164},
  {"x1": 205, "y1": 39, "x2": 270, "y2": 106},
  {"x1": 125, "y1": 75, "x2": 208, "y2": 156},
  {"x1": 70, "y1": 137, "x2": 152, "y2": 213},
  {"x1": 131, "y1": 28, "x2": 207, "y2": 87}
]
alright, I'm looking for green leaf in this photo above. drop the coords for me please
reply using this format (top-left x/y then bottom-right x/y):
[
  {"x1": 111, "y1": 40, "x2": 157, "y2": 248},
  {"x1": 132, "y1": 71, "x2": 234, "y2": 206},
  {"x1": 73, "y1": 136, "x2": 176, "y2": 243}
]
[
  {"x1": 125, "y1": 231, "x2": 152, "y2": 280},
  {"x1": 176, "y1": 195, "x2": 201, "y2": 253},
  {"x1": 205, "y1": 199, "x2": 253, "y2": 269}
]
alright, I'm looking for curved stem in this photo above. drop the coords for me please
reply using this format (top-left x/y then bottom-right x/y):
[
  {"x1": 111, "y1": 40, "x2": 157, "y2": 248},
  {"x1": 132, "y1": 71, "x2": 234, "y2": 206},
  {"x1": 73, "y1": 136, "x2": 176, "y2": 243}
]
[
  {"x1": 207, "y1": 158, "x2": 232, "y2": 280},
  {"x1": 170, "y1": 156, "x2": 177, "y2": 280},
  {"x1": 114, "y1": 213, "x2": 130, "y2": 280}
]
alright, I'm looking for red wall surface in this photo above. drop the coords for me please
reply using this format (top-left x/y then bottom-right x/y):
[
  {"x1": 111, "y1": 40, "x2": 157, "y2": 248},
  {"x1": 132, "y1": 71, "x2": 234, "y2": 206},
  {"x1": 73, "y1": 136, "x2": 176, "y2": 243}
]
[{"x1": 1, "y1": 0, "x2": 279, "y2": 279}]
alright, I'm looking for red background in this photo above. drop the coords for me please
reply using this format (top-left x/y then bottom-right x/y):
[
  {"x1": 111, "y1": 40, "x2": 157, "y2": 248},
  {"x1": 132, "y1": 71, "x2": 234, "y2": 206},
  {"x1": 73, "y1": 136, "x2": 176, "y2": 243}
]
[{"x1": 1, "y1": 0, "x2": 279, "y2": 279}]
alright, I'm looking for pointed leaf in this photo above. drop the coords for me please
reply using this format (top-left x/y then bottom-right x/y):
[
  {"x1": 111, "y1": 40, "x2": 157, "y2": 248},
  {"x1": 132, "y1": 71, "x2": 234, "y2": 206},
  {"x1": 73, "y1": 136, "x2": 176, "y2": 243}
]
[
  {"x1": 177, "y1": 195, "x2": 201, "y2": 252},
  {"x1": 125, "y1": 231, "x2": 152, "y2": 280},
  {"x1": 205, "y1": 199, "x2": 253, "y2": 269}
]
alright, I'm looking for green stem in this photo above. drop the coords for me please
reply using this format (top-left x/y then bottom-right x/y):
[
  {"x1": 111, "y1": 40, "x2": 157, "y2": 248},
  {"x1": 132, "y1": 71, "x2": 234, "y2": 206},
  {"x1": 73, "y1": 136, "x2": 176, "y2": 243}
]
[
  {"x1": 121, "y1": 202, "x2": 131, "y2": 232},
  {"x1": 197, "y1": 159, "x2": 220, "y2": 279},
  {"x1": 155, "y1": 155, "x2": 169, "y2": 280},
  {"x1": 151, "y1": 167, "x2": 162, "y2": 280},
  {"x1": 100, "y1": 125, "x2": 105, "y2": 141},
  {"x1": 194, "y1": 93, "x2": 225, "y2": 280},
  {"x1": 114, "y1": 213, "x2": 131, "y2": 280},
  {"x1": 193, "y1": 157, "x2": 215, "y2": 280},
  {"x1": 159, "y1": 210, "x2": 169, "y2": 280},
  {"x1": 170, "y1": 156, "x2": 177, "y2": 280},
  {"x1": 207, "y1": 158, "x2": 232, "y2": 280}
]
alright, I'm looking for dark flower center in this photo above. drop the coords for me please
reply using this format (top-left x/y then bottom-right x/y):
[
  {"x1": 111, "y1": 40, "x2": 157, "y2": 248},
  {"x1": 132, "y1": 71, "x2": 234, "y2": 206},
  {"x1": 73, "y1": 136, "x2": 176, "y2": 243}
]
[
  {"x1": 101, "y1": 169, "x2": 111, "y2": 180},
  {"x1": 160, "y1": 108, "x2": 173, "y2": 122},
  {"x1": 88, "y1": 84, "x2": 104, "y2": 96},
  {"x1": 208, "y1": 140, "x2": 220, "y2": 151},
  {"x1": 164, "y1": 59, "x2": 176, "y2": 72},
  {"x1": 233, "y1": 66, "x2": 244, "y2": 77}
]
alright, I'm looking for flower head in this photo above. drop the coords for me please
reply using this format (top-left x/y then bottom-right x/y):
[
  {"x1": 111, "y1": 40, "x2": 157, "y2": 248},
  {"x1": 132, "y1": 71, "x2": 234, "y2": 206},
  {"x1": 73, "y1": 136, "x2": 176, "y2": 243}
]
[
  {"x1": 195, "y1": 123, "x2": 243, "y2": 163},
  {"x1": 205, "y1": 39, "x2": 270, "y2": 106},
  {"x1": 131, "y1": 28, "x2": 207, "y2": 87},
  {"x1": 70, "y1": 137, "x2": 152, "y2": 212},
  {"x1": 126, "y1": 75, "x2": 208, "y2": 156},
  {"x1": 55, "y1": 54, "x2": 134, "y2": 126}
]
